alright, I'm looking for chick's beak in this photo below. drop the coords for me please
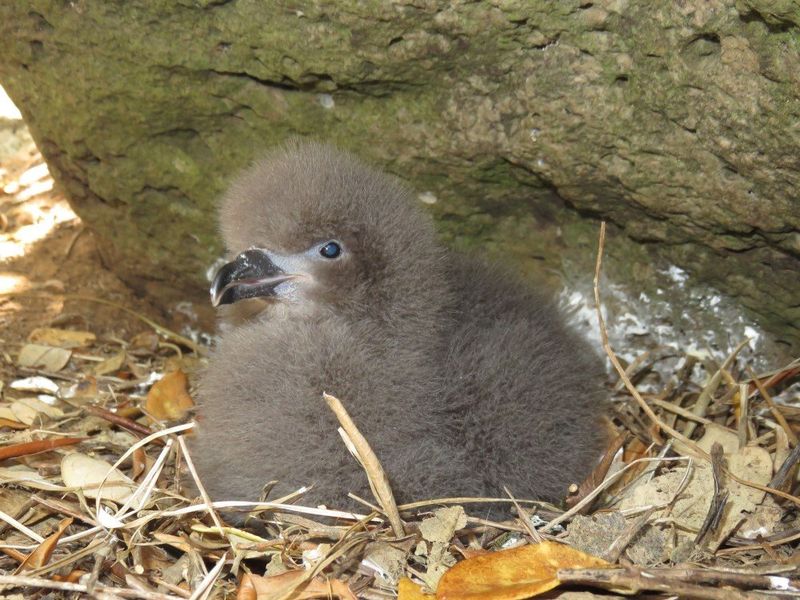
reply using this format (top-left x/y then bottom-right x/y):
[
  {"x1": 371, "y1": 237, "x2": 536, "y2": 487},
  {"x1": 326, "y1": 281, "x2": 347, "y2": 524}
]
[{"x1": 210, "y1": 248, "x2": 295, "y2": 307}]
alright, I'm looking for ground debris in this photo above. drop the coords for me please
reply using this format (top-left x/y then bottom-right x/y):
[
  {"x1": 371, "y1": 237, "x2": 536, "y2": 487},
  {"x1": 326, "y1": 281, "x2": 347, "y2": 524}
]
[{"x1": 0, "y1": 308, "x2": 796, "y2": 600}]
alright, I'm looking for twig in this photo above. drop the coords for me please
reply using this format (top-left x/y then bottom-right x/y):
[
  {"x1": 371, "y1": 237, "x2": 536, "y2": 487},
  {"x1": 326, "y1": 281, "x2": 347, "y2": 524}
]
[
  {"x1": 593, "y1": 224, "x2": 800, "y2": 509},
  {"x1": 592, "y1": 223, "x2": 709, "y2": 459},
  {"x1": 566, "y1": 432, "x2": 626, "y2": 511},
  {"x1": 748, "y1": 365, "x2": 798, "y2": 446},
  {"x1": 558, "y1": 567, "x2": 785, "y2": 599},
  {"x1": 323, "y1": 392, "x2": 405, "y2": 537},
  {"x1": 63, "y1": 225, "x2": 85, "y2": 259},
  {"x1": 695, "y1": 442, "x2": 729, "y2": 549},
  {"x1": 176, "y1": 436, "x2": 225, "y2": 535},
  {"x1": 0, "y1": 436, "x2": 86, "y2": 460},
  {"x1": 503, "y1": 486, "x2": 543, "y2": 543},
  {"x1": 737, "y1": 382, "x2": 750, "y2": 448},
  {"x1": 0, "y1": 574, "x2": 182, "y2": 600},
  {"x1": 769, "y1": 440, "x2": 800, "y2": 493},
  {"x1": 0, "y1": 510, "x2": 45, "y2": 543},
  {"x1": 683, "y1": 340, "x2": 749, "y2": 439},
  {"x1": 650, "y1": 398, "x2": 715, "y2": 425},
  {"x1": 84, "y1": 405, "x2": 164, "y2": 444},
  {"x1": 541, "y1": 455, "x2": 691, "y2": 534},
  {"x1": 602, "y1": 506, "x2": 654, "y2": 563}
]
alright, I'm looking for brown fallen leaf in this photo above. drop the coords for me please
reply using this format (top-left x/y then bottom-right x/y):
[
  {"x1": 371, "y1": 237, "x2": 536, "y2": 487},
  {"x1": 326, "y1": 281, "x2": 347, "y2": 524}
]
[
  {"x1": 566, "y1": 432, "x2": 627, "y2": 510},
  {"x1": 93, "y1": 350, "x2": 126, "y2": 376},
  {"x1": 0, "y1": 437, "x2": 85, "y2": 461},
  {"x1": 398, "y1": 578, "x2": 435, "y2": 600},
  {"x1": 62, "y1": 376, "x2": 98, "y2": 404},
  {"x1": 748, "y1": 364, "x2": 800, "y2": 395},
  {"x1": 15, "y1": 517, "x2": 73, "y2": 572},
  {"x1": 28, "y1": 327, "x2": 95, "y2": 349},
  {"x1": 52, "y1": 569, "x2": 88, "y2": 583},
  {"x1": 436, "y1": 541, "x2": 610, "y2": 600},
  {"x1": 0, "y1": 417, "x2": 28, "y2": 430},
  {"x1": 131, "y1": 330, "x2": 160, "y2": 353},
  {"x1": 237, "y1": 570, "x2": 358, "y2": 600},
  {"x1": 17, "y1": 343, "x2": 72, "y2": 371},
  {"x1": 145, "y1": 370, "x2": 194, "y2": 421},
  {"x1": 132, "y1": 446, "x2": 148, "y2": 480}
]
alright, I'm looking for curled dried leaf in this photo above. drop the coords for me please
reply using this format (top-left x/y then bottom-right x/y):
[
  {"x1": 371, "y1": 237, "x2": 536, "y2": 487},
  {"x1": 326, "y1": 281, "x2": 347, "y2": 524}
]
[
  {"x1": 437, "y1": 542, "x2": 610, "y2": 600},
  {"x1": 145, "y1": 370, "x2": 194, "y2": 421},
  {"x1": 398, "y1": 578, "x2": 435, "y2": 600},
  {"x1": 16, "y1": 517, "x2": 73, "y2": 572}
]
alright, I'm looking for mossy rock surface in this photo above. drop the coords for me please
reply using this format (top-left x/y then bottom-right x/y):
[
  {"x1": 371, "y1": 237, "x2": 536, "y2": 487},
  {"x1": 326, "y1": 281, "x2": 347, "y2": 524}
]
[{"x1": 0, "y1": 0, "x2": 797, "y2": 349}]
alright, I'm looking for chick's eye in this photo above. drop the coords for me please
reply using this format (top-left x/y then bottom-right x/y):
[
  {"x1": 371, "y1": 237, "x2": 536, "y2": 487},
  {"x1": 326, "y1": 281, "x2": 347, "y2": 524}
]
[{"x1": 319, "y1": 241, "x2": 342, "y2": 259}]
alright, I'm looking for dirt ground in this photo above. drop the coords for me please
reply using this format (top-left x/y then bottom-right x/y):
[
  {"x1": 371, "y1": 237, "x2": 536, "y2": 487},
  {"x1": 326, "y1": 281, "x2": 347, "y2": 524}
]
[{"x1": 0, "y1": 123, "x2": 210, "y2": 350}]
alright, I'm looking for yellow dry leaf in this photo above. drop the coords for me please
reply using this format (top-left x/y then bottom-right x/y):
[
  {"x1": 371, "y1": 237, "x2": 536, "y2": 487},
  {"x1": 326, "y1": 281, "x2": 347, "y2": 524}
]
[
  {"x1": 93, "y1": 350, "x2": 126, "y2": 376},
  {"x1": 436, "y1": 542, "x2": 610, "y2": 600},
  {"x1": 398, "y1": 578, "x2": 435, "y2": 600},
  {"x1": 145, "y1": 370, "x2": 194, "y2": 421},
  {"x1": 28, "y1": 328, "x2": 95, "y2": 349}
]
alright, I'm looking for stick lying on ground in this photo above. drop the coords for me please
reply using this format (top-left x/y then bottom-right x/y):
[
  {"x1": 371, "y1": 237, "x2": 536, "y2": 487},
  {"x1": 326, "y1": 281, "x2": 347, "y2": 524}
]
[{"x1": 323, "y1": 392, "x2": 406, "y2": 537}]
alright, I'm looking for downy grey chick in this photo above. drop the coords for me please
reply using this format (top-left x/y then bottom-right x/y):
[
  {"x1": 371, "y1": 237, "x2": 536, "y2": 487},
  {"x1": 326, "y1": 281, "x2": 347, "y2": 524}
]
[{"x1": 191, "y1": 141, "x2": 607, "y2": 515}]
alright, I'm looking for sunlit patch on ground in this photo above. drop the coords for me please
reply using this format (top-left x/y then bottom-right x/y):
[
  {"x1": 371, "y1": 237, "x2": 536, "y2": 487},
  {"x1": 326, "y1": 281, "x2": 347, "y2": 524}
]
[
  {"x1": 0, "y1": 87, "x2": 167, "y2": 343},
  {"x1": 0, "y1": 86, "x2": 22, "y2": 120}
]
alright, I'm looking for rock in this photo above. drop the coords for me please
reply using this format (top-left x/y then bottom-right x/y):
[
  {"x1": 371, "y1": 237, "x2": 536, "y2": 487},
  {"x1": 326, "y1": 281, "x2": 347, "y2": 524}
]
[{"x1": 0, "y1": 1, "x2": 797, "y2": 349}]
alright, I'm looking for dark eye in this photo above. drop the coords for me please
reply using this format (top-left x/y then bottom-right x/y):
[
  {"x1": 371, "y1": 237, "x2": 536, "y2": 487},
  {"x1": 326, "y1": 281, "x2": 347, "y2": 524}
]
[{"x1": 319, "y1": 241, "x2": 342, "y2": 259}]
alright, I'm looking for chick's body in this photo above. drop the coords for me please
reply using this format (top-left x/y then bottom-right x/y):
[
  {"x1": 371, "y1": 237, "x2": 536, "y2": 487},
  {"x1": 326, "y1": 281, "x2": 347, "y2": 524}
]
[{"x1": 192, "y1": 142, "x2": 606, "y2": 509}]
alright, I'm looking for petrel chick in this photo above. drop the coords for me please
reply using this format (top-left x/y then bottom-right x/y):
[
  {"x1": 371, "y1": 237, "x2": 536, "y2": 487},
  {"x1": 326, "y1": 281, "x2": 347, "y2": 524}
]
[{"x1": 192, "y1": 142, "x2": 607, "y2": 514}]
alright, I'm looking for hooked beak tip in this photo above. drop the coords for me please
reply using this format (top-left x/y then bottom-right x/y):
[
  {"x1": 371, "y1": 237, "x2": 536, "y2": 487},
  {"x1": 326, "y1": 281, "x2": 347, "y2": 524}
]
[{"x1": 209, "y1": 248, "x2": 296, "y2": 307}]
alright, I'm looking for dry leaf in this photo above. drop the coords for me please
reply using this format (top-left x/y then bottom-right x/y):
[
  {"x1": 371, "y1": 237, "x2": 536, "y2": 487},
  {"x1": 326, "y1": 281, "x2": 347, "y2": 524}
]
[
  {"x1": 436, "y1": 541, "x2": 610, "y2": 600},
  {"x1": 16, "y1": 517, "x2": 73, "y2": 572},
  {"x1": 131, "y1": 330, "x2": 160, "y2": 352},
  {"x1": 60, "y1": 452, "x2": 134, "y2": 503},
  {"x1": 420, "y1": 506, "x2": 467, "y2": 544},
  {"x1": 695, "y1": 423, "x2": 739, "y2": 456},
  {"x1": 0, "y1": 437, "x2": 85, "y2": 461},
  {"x1": 363, "y1": 542, "x2": 407, "y2": 585},
  {"x1": 619, "y1": 442, "x2": 773, "y2": 547},
  {"x1": 4, "y1": 397, "x2": 63, "y2": 425},
  {"x1": 739, "y1": 495, "x2": 783, "y2": 539},
  {"x1": 17, "y1": 344, "x2": 71, "y2": 371},
  {"x1": 28, "y1": 327, "x2": 95, "y2": 348},
  {"x1": 61, "y1": 377, "x2": 98, "y2": 404},
  {"x1": 6, "y1": 401, "x2": 41, "y2": 425},
  {"x1": 238, "y1": 570, "x2": 357, "y2": 600},
  {"x1": 145, "y1": 370, "x2": 194, "y2": 421},
  {"x1": 0, "y1": 418, "x2": 28, "y2": 430},
  {"x1": 52, "y1": 570, "x2": 88, "y2": 583},
  {"x1": 93, "y1": 351, "x2": 126, "y2": 376},
  {"x1": 14, "y1": 396, "x2": 64, "y2": 419},
  {"x1": 398, "y1": 578, "x2": 435, "y2": 600},
  {"x1": 131, "y1": 446, "x2": 148, "y2": 480},
  {"x1": 0, "y1": 466, "x2": 64, "y2": 491},
  {"x1": 418, "y1": 506, "x2": 466, "y2": 589}
]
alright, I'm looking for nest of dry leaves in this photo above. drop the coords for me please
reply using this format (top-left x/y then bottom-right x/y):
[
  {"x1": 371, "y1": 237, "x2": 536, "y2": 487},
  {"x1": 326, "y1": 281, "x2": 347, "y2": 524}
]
[{"x1": 1, "y1": 221, "x2": 799, "y2": 600}]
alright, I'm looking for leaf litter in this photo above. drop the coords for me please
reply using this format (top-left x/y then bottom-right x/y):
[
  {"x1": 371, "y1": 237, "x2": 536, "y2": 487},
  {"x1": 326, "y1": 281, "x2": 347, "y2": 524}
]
[{"x1": 0, "y1": 223, "x2": 797, "y2": 600}]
